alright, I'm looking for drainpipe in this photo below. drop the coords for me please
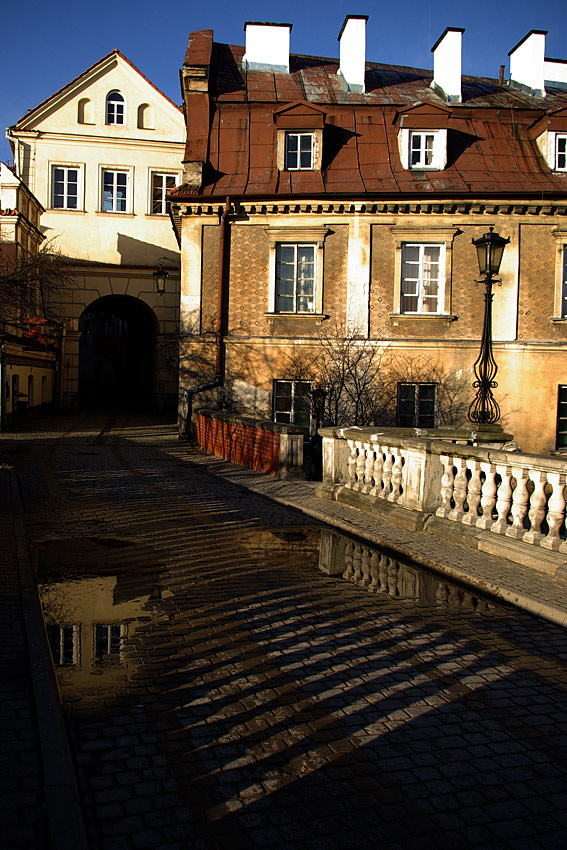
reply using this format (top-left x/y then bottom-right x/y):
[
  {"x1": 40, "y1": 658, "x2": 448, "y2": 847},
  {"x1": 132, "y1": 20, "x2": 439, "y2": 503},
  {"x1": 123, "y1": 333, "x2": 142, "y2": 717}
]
[{"x1": 180, "y1": 195, "x2": 231, "y2": 439}]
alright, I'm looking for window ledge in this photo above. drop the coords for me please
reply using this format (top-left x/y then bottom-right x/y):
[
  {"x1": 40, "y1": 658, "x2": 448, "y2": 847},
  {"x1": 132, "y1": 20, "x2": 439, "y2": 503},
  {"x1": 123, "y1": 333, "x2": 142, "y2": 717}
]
[
  {"x1": 47, "y1": 208, "x2": 86, "y2": 214},
  {"x1": 551, "y1": 317, "x2": 567, "y2": 322},
  {"x1": 266, "y1": 312, "x2": 328, "y2": 327},
  {"x1": 390, "y1": 313, "x2": 458, "y2": 327},
  {"x1": 97, "y1": 211, "x2": 135, "y2": 218}
]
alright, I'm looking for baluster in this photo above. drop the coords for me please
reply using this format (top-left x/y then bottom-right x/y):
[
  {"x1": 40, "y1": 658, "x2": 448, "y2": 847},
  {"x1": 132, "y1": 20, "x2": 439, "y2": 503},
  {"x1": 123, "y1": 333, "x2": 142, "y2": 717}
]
[
  {"x1": 362, "y1": 447, "x2": 375, "y2": 494},
  {"x1": 506, "y1": 468, "x2": 530, "y2": 539},
  {"x1": 491, "y1": 465, "x2": 512, "y2": 534},
  {"x1": 542, "y1": 473, "x2": 566, "y2": 550},
  {"x1": 346, "y1": 441, "x2": 357, "y2": 490},
  {"x1": 448, "y1": 458, "x2": 468, "y2": 521},
  {"x1": 378, "y1": 554, "x2": 389, "y2": 592},
  {"x1": 360, "y1": 547, "x2": 371, "y2": 586},
  {"x1": 523, "y1": 471, "x2": 547, "y2": 545},
  {"x1": 388, "y1": 449, "x2": 403, "y2": 503},
  {"x1": 369, "y1": 551, "x2": 379, "y2": 592},
  {"x1": 369, "y1": 447, "x2": 384, "y2": 498},
  {"x1": 343, "y1": 540, "x2": 355, "y2": 581},
  {"x1": 462, "y1": 460, "x2": 482, "y2": 525},
  {"x1": 476, "y1": 462, "x2": 498, "y2": 530},
  {"x1": 352, "y1": 543, "x2": 363, "y2": 583},
  {"x1": 381, "y1": 451, "x2": 393, "y2": 500},
  {"x1": 353, "y1": 442, "x2": 366, "y2": 491},
  {"x1": 387, "y1": 558, "x2": 399, "y2": 596},
  {"x1": 436, "y1": 454, "x2": 455, "y2": 518}
]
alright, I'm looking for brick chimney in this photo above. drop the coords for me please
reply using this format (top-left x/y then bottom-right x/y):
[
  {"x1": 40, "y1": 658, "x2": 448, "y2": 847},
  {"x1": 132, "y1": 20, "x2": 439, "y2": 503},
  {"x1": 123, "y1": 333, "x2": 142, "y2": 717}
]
[
  {"x1": 243, "y1": 22, "x2": 292, "y2": 73},
  {"x1": 431, "y1": 27, "x2": 465, "y2": 103},
  {"x1": 338, "y1": 15, "x2": 368, "y2": 93},
  {"x1": 509, "y1": 30, "x2": 547, "y2": 96}
]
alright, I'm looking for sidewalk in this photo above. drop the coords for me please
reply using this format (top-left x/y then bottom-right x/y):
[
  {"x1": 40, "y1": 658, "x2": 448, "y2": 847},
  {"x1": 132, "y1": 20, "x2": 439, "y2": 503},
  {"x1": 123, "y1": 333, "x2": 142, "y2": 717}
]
[{"x1": 170, "y1": 442, "x2": 567, "y2": 628}]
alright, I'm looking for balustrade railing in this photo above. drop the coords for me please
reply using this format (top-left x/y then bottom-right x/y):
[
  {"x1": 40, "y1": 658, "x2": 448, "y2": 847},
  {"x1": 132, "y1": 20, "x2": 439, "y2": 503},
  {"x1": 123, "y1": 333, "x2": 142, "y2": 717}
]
[{"x1": 319, "y1": 426, "x2": 567, "y2": 560}]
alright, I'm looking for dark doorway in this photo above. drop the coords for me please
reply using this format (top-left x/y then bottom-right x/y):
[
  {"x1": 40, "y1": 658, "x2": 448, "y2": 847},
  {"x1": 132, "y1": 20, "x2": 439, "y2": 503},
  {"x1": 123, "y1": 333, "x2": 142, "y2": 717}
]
[{"x1": 79, "y1": 295, "x2": 156, "y2": 410}]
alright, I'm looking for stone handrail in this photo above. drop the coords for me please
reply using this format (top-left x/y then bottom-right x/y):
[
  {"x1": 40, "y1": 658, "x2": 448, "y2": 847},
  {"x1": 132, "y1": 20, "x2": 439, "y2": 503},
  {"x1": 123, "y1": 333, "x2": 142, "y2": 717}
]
[{"x1": 319, "y1": 426, "x2": 567, "y2": 568}]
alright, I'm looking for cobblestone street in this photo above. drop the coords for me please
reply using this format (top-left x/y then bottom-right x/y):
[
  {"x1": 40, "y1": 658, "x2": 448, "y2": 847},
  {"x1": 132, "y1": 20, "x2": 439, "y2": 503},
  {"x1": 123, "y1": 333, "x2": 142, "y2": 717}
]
[{"x1": 5, "y1": 412, "x2": 567, "y2": 849}]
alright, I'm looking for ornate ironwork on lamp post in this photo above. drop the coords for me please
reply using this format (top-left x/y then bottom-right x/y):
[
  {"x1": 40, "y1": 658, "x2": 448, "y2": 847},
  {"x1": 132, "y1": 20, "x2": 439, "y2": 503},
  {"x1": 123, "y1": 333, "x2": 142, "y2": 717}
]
[{"x1": 468, "y1": 227, "x2": 509, "y2": 425}]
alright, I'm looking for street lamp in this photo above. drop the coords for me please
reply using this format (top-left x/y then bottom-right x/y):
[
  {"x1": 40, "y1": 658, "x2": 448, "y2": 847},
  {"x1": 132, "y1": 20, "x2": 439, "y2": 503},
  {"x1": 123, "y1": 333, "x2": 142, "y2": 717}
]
[
  {"x1": 468, "y1": 227, "x2": 510, "y2": 425},
  {"x1": 153, "y1": 259, "x2": 169, "y2": 296}
]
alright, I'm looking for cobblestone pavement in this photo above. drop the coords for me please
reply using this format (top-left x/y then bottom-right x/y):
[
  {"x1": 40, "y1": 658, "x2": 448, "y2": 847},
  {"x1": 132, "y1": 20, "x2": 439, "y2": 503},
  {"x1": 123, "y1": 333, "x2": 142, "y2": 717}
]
[{"x1": 4, "y1": 411, "x2": 567, "y2": 849}]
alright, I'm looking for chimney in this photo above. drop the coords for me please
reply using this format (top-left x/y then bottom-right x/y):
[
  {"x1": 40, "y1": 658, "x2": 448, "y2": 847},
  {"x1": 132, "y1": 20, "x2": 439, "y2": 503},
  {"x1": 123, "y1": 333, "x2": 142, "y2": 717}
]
[
  {"x1": 338, "y1": 15, "x2": 368, "y2": 93},
  {"x1": 544, "y1": 57, "x2": 567, "y2": 90},
  {"x1": 431, "y1": 27, "x2": 465, "y2": 103},
  {"x1": 243, "y1": 22, "x2": 292, "y2": 73},
  {"x1": 509, "y1": 30, "x2": 547, "y2": 96}
]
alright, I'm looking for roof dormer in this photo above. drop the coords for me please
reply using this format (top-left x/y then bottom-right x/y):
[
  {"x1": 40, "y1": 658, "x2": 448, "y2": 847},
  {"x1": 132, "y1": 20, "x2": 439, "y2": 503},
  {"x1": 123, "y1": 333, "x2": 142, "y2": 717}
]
[
  {"x1": 274, "y1": 101, "x2": 326, "y2": 171},
  {"x1": 394, "y1": 103, "x2": 452, "y2": 171}
]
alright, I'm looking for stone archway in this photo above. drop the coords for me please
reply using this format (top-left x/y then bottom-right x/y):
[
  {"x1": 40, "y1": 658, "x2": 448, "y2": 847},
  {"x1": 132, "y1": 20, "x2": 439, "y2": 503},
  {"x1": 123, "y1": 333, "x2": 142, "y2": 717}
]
[{"x1": 78, "y1": 295, "x2": 157, "y2": 410}]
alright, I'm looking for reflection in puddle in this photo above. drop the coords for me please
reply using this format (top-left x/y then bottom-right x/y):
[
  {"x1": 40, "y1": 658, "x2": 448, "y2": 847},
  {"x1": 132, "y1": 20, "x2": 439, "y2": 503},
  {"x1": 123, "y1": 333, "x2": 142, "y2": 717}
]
[{"x1": 39, "y1": 526, "x2": 495, "y2": 701}]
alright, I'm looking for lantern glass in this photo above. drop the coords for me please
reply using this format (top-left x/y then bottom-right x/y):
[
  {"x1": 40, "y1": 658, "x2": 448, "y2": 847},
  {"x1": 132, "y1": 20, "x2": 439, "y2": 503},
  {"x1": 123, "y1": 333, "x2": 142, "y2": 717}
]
[
  {"x1": 472, "y1": 228, "x2": 509, "y2": 276},
  {"x1": 153, "y1": 267, "x2": 168, "y2": 295}
]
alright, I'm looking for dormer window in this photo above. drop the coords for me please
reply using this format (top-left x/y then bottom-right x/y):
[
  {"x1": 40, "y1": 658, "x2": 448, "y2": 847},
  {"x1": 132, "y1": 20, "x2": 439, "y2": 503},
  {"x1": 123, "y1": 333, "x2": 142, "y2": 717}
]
[
  {"x1": 106, "y1": 91, "x2": 125, "y2": 125},
  {"x1": 398, "y1": 128, "x2": 447, "y2": 171},
  {"x1": 410, "y1": 132, "x2": 435, "y2": 168},
  {"x1": 285, "y1": 133, "x2": 314, "y2": 170},
  {"x1": 556, "y1": 135, "x2": 567, "y2": 171}
]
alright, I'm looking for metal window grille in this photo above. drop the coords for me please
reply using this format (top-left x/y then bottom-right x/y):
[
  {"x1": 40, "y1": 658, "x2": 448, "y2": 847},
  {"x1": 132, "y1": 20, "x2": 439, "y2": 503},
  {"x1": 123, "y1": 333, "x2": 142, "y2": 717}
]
[
  {"x1": 273, "y1": 380, "x2": 312, "y2": 428},
  {"x1": 396, "y1": 383, "x2": 437, "y2": 428}
]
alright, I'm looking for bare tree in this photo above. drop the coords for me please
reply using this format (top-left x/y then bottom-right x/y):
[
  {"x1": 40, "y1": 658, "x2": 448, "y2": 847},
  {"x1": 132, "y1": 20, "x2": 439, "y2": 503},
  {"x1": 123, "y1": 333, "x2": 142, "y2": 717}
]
[{"x1": 0, "y1": 239, "x2": 74, "y2": 326}]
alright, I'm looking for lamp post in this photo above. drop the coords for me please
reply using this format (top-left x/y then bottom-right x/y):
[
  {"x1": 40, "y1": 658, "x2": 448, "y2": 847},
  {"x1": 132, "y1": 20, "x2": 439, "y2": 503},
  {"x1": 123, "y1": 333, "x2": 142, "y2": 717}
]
[{"x1": 468, "y1": 227, "x2": 509, "y2": 425}]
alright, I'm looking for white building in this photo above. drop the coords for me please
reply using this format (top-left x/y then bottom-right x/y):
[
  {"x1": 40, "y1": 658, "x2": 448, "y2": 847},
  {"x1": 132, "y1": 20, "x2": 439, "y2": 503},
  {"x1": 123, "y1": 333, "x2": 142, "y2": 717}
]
[{"x1": 7, "y1": 50, "x2": 185, "y2": 412}]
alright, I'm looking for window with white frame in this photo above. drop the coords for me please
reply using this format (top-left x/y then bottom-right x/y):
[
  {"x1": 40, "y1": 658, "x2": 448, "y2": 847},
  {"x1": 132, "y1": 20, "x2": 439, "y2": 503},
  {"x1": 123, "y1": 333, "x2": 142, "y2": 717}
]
[
  {"x1": 401, "y1": 243, "x2": 445, "y2": 314},
  {"x1": 410, "y1": 132, "x2": 435, "y2": 168},
  {"x1": 273, "y1": 380, "x2": 312, "y2": 428},
  {"x1": 396, "y1": 383, "x2": 437, "y2": 428},
  {"x1": 275, "y1": 243, "x2": 316, "y2": 313},
  {"x1": 285, "y1": 132, "x2": 314, "y2": 170},
  {"x1": 95, "y1": 624, "x2": 124, "y2": 664},
  {"x1": 557, "y1": 135, "x2": 567, "y2": 172},
  {"x1": 150, "y1": 172, "x2": 177, "y2": 214},
  {"x1": 47, "y1": 624, "x2": 79, "y2": 666},
  {"x1": 51, "y1": 165, "x2": 80, "y2": 210},
  {"x1": 101, "y1": 169, "x2": 130, "y2": 213},
  {"x1": 562, "y1": 246, "x2": 567, "y2": 318},
  {"x1": 106, "y1": 91, "x2": 125, "y2": 125}
]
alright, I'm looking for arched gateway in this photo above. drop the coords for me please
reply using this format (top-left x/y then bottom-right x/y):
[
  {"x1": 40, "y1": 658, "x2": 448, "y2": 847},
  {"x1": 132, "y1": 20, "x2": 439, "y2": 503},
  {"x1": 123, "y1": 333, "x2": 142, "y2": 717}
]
[{"x1": 78, "y1": 295, "x2": 157, "y2": 410}]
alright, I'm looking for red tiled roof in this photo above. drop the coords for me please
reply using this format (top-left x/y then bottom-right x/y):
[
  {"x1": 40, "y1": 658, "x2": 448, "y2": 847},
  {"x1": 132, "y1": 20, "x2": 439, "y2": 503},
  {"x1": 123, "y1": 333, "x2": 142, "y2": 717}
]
[{"x1": 173, "y1": 33, "x2": 567, "y2": 201}]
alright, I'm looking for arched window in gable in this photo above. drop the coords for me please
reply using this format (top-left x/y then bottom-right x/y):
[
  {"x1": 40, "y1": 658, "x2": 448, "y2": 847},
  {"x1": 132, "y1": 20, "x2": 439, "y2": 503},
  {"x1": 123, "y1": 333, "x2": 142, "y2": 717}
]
[
  {"x1": 137, "y1": 103, "x2": 154, "y2": 130},
  {"x1": 78, "y1": 98, "x2": 94, "y2": 124},
  {"x1": 106, "y1": 91, "x2": 125, "y2": 125}
]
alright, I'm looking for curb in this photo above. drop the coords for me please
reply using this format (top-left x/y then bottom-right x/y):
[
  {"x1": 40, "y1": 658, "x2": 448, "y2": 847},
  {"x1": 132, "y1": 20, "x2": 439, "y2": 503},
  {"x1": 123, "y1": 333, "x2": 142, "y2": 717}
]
[{"x1": 9, "y1": 470, "x2": 90, "y2": 850}]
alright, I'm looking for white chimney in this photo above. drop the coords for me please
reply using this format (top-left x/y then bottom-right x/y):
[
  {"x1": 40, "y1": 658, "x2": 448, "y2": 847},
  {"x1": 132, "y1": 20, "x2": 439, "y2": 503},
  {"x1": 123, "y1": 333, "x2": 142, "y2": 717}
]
[
  {"x1": 431, "y1": 27, "x2": 464, "y2": 103},
  {"x1": 243, "y1": 22, "x2": 292, "y2": 73},
  {"x1": 509, "y1": 30, "x2": 547, "y2": 96},
  {"x1": 544, "y1": 57, "x2": 567, "y2": 90},
  {"x1": 338, "y1": 15, "x2": 368, "y2": 93}
]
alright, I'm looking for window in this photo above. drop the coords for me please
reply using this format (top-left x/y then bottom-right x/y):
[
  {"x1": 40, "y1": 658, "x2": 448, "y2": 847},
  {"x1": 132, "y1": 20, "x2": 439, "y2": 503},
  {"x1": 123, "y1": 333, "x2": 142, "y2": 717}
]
[
  {"x1": 150, "y1": 172, "x2": 177, "y2": 214},
  {"x1": 106, "y1": 91, "x2": 125, "y2": 125},
  {"x1": 557, "y1": 386, "x2": 567, "y2": 448},
  {"x1": 562, "y1": 246, "x2": 567, "y2": 318},
  {"x1": 397, "y1": 383, "x2": 437, "y2": 428},
  {"x1": 137, "y1": 103, "x2": 154, "y2": 130},
  {"x1": 398, "y1": 128, "x2": 447, "y2": 171},
  {"x1": 410, "y1": 132, "x2": 435, "y2": 168},
  {"x1": 275, "y1": 244, "x2": 316, "y2": 313},
  {"x1": 401, "y1": 243, "x2": 444, "y2": 314},
  {"x1": 557, "y1": 135, "x2": 567, "y2": 172},
  {"x1": 102, "y1": 169, "x2": 129, "y2": 213},
  {"x1": 274, "y1": 380, "x2": 312, "y2": 428},
  {"x1": 95, "y1": 624, "x2": 123, "y2": 664},
  {"x1": 285, "y1": 132, "x2": 314, "y2": 170},
  {"x1": 47, "y1": 625, "x2": 79, "y2": 666},
  {"x1": 52, "y1": 166, "x2": 79, "y2": 210}
]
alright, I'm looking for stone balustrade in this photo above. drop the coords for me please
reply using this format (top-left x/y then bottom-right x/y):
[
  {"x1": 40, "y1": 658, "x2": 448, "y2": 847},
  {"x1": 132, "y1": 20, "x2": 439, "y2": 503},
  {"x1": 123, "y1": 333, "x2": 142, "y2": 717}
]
[{"x1": 318, "y1": 426, "x2": 567, "y2": 576}]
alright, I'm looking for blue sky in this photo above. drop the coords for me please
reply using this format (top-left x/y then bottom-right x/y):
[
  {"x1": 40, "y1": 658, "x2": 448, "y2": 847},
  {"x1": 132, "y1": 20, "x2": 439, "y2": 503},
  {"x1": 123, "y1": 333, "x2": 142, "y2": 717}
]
[{"x1": 1, "y1": 0, "x2": 565, "y2": 164}]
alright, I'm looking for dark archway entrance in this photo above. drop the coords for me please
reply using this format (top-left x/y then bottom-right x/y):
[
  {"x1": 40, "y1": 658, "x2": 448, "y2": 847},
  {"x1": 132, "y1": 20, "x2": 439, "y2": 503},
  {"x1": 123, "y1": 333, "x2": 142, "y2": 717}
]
[{"x1": 79, "y1": 295, "x2": 157, "y2": 410}]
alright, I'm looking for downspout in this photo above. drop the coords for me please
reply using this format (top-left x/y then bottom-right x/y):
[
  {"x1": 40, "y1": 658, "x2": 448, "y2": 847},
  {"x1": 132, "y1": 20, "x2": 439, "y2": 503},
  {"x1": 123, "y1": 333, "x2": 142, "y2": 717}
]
[{"x1": 180, "y1": 195, "x2": 230, "y2": 438}]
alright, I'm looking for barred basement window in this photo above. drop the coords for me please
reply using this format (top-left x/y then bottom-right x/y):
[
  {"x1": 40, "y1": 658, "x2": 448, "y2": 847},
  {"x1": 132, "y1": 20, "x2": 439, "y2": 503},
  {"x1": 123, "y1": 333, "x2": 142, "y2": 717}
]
[
  {"x1": 273, "y1": 380, "x2": 312, "y2": 428},
  {"x1": 556, "y1": 385, "x2": 567, "y2": 449},
  {"x1": 396, "y1": 383, "x2": 437, "y2": 428}
]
